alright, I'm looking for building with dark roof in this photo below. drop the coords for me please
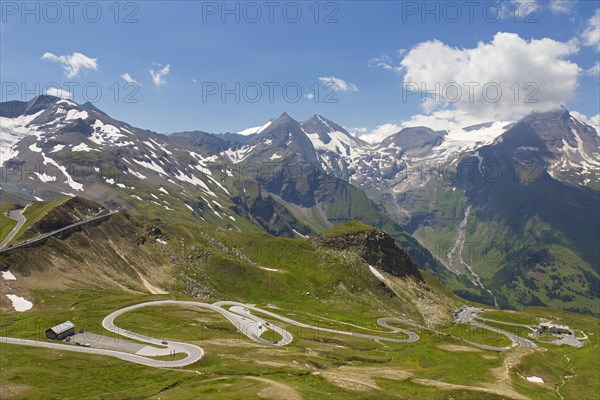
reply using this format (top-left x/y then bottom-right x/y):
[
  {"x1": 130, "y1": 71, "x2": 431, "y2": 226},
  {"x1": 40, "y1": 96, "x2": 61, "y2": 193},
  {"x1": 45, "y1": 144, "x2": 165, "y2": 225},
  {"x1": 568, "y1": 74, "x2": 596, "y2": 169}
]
[{"x1": 45, "y1": 321, "x2": 75, "y2": 340}]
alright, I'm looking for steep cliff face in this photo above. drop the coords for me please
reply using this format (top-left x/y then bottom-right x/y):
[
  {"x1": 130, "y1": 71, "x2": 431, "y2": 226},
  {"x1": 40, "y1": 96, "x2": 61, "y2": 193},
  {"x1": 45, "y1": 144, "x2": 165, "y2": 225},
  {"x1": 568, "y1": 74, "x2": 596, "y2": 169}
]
[{"x1": 315, "y1": 223, "x2": 423, "y2": 281}]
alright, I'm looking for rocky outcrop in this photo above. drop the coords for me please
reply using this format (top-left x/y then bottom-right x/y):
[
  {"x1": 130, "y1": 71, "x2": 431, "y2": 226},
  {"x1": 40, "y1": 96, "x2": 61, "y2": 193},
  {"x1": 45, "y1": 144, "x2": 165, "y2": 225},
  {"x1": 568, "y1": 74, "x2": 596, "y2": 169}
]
[
  {"x1": 314, "y1": 227, "x2": 423, "y2": 281},
  {"x1": 29, "y1": 196, "x2": 106, "y2": 234}
]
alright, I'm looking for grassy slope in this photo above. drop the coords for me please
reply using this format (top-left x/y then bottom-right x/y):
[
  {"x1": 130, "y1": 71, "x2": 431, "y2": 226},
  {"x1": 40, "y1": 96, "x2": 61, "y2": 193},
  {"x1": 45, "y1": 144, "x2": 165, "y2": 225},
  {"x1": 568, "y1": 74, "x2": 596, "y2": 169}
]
[
  {"x1": 510, "y1": 307, "x2": 600, "y2": 400},
  {"x1": 318, "y1": 220, "x2": 375, "y2": 236},
  {"x1": 1, "y1": 286, "x2": 597, "y2": 400},
  {"x1": 0, "y1": 205, "x2": 598, "y2": 399},
  {"x1": 411, "y1": 179, "x2": 600, "y2": 316},
  {"x1": 10, "y1": 197, "x2": 70, "y2": 242}
]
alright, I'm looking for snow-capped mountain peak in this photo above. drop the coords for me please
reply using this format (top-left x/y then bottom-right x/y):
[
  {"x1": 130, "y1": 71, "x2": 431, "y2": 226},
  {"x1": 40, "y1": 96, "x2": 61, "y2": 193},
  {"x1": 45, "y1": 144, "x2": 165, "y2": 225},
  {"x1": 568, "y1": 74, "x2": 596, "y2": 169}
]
[{"x1": 237, "y1": 120, "x2": 273, "y2": 136}]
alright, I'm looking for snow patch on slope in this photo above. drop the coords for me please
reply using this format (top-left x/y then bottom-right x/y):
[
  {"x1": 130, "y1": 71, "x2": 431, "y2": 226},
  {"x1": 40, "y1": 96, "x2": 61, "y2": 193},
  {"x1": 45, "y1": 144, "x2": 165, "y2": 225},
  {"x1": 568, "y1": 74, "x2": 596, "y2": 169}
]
[
  {"x1": 0, "y1": 111, "x2": 46, "y2": 165},
  {"x1": 1, "y1": 271, "x2": 17, "y2": 281},
  {"x1": 65, "y1": 109, "x2": 89, "y2": 121},
  {"x1": 89, "y1": 120, "x2": 127, "y2": 145},
  {"x1": 72, "y1": 143, "x2": 94, "y2": 152},
  {"x1": 222, "y1": 145, "x2": 257, "y2": 163},
  {"x1": 5, "y1": 294, "x2": 33, "y2": 312}
]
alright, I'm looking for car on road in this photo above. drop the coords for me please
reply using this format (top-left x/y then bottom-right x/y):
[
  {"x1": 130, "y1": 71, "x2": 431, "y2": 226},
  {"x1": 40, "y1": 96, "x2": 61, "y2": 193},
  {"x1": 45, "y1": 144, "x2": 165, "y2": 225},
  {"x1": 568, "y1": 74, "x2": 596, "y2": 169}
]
[
  {"x1": 82, "y1": 343, "x2": 90, "y2": 347},
  {"x1": 162, "y1": 341, "x2": 168, "y2": 345}
]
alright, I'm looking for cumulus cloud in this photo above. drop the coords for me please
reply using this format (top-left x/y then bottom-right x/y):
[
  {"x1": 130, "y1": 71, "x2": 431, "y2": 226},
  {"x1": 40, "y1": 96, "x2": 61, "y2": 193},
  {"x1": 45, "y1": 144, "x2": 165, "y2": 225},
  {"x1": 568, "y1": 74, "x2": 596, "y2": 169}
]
[
  {"x1": 549, "y1": 0, "x2": 576, "y2": 14},
  {"x1": 581, "y1": 9, "x2": 600, "y2": 51},
  {"x1": 150, "y1": 64, "x2": 171, "y2": 87},
  {"x1": 41, "y1": 52, "x2": 98, "y2": 78},
  {"x1": 398, "y1": 32, "x2": 581, "y2": 122},
  {"x1": 45, "y1": 87, "x2": 72, "y2": 99},
  {"x1": 318, "y1": 76, "x2": 358, "y2": 92},
  {"x1": 121, "y1": 72, "x2": 140, "y2": 85},
  {"x1": 351, "y1": 123, "x2": 401, "y2": 144}
]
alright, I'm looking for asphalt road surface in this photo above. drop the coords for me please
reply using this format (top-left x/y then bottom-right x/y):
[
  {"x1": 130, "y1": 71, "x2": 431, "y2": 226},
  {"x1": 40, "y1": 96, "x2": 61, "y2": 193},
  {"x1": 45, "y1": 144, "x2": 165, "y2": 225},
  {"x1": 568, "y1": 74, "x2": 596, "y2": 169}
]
[
  {"x1": 0, "y1": 301, "x2": 538, "y2": 369},
  {"x1": 216, "y1": 301, "x2": 420, "y2": 343},
  {"x1": 0, "y1": 336, "x2": 201, "y2": 368},
  {"x1": 0, "y1": 210, "x2": 118, "y2": 254},
  {"x1": 0, "y1": 208, "x2": 26, "y2": 250},
  {"x1": 455, "y1": 306, "x2": 537, "y2": 349}
]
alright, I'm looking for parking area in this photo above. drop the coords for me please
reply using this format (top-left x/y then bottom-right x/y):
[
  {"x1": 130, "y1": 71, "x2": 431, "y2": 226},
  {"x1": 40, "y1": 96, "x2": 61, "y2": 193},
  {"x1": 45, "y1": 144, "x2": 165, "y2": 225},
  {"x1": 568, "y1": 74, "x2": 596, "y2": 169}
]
[
  {"x1": 67, "y1": 333, "x2": 146, "y2": 353},
  {"x1": 553, "y1": 334, "x2": 585, "y2": 348}
]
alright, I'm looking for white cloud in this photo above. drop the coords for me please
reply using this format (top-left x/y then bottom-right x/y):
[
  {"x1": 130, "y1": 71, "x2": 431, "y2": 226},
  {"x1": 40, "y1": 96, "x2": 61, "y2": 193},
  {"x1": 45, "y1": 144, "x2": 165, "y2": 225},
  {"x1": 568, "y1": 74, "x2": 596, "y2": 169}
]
[
  {"x1": 399, "y1": 109, "x2": 511, "y2": 132},
  {"x1": 121, "y1": 72, "x2": 140, "y2": 85},
  {"x1": 549, "y1": 0, "x2": 576, "y2": 14},
  {"x1": 348, "y1": 127, "x2": 367, "y2": 137},
  {"x1": 45, "y1": 88, "x2": 72, "y2": 99},
  {"x1": 368, "y1": 55, "x2": 394, "y2": 70},
  {"x1": 305, "y1": 92, "x2": 315, "y2": 100},
  {"x1": 571, "y1": 111, "x2": 600, "y2": 134},
  {"x1": 398, "y1": 32, "x2": 580, "y2": 121},
  {"x1": 150, "y1": 64, "x2": 171, "y2": 87},
  {"x1": 356, "y1": 111, "x2": 514, "y2": 143},
  {"x1": 353, "y1": 123, "x2": 401, "y2": 144},
  {"x1": 368, "y1": 51, "x2": 406, "y2": 72},
  {"x1": 581, "y1": 9, "x2": 600, "y2": 52},
  {"x1": 41, "y1": 52, "x2": 98, "y2": 78},
  {"x1": 421, "y1": 96, "x2": 444, "y2": 114},
  {"x1": 367, "y1": 49, "x2": 406, "y2": 72},
  {"x1": 318, "y1": 76, "x2": 358, "y2": 92},
  {"x1": 191, "y1": 78, "x2": 198, "y2": 84},
  {"x1": 587, "y1": 61, "x2": 600, "y2": 75}
]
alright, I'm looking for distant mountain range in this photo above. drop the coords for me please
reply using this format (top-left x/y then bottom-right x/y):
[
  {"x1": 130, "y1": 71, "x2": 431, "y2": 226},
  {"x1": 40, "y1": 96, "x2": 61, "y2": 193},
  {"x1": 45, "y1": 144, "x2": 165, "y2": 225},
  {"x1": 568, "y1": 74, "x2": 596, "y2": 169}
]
[{"x1": 1, "y1": 95, "x2": 598, "y2": 315}]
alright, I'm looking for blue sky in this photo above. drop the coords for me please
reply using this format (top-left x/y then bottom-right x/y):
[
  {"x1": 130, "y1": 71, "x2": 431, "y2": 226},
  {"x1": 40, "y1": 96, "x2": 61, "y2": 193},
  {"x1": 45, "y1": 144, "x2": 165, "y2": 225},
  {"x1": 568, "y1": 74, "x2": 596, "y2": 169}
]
[{"x1": 1, "y1": 0, "x2": 599, "y2": 139}]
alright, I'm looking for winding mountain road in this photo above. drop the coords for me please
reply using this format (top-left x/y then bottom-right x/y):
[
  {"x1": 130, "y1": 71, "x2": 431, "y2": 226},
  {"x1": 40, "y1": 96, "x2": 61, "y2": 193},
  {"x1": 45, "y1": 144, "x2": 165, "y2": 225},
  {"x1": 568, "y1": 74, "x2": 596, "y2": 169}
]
[
  {"x1": 0, "y1": 336, "x2": 202, "y2": 368},
  {"x1": 0, "y1": 301, "x2": 537, "y2": 368},
  {"x1": 216, "y1": 301, "x2": 420, "y2": 344},
  {"x1": 0, "y1": 210, "x2": 118, "y2": 254},
  {"x1": 456, "y1": 307, "x2": 537, "y2": 349},
  {"x1": 0, "y1": 208, "x2": 27, "y2": 250}
]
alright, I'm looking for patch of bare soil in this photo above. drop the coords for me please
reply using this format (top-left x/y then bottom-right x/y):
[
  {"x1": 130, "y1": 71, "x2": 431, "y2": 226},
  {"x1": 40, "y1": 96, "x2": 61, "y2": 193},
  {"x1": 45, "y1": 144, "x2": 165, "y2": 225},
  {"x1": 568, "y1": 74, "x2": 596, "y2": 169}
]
[
  {"x1": 0, "y1": 384, "x2": 30, "y2": 398},
  {"x1": 138, "y1": 274, "x2": 168, "y2": 294},
  {"x1": 480, "y1": 354, "x2": 498, "y2": 360},
  {"x1": 317, "y1": 357, "x2": 535, "y2": 400},
  {"x1": 491, "y1": 347, "x2": 537, "y2": 384},
  {"x1": 412, "y1": 378, "x2": 530, "y2": 400},
  {"x1": 247, "y1": 376, "x2": 302, "y2": 400},
  {"x1": 476, "y1": 346, "x2": 541, "y2": 400},
  {"x1": 316, "y1": 366, "x2": 413, "y2": 392},
  {"x1": 437, "y1": 344, "x2": 482, "y2": 353}
]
